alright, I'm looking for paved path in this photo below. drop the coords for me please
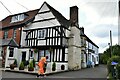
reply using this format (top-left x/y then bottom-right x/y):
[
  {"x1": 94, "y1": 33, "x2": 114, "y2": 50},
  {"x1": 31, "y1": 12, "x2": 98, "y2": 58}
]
[
  {"x1": 47, "y1": 65, "x2": 107, "y2": 78},
  {"x1": 0, "y1": 70, "x2": 2, "y2": 80},
  {"x1": 2, "y1": 65, "x2": 107, "y2": 79}
]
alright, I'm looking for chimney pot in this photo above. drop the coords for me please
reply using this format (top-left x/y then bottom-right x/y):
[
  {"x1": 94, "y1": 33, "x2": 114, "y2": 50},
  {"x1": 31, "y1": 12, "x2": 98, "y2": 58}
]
[{"x1": 70, "y1": 6, "x2": 79, "y2": 26}]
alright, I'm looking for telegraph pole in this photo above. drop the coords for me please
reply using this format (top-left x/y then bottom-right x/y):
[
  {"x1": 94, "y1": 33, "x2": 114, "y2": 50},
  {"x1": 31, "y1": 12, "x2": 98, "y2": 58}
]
[
  {"x1": 118, "y1": 0, "x2": 120, "y2": 45},
  {"x1": 110, "y1": 30, "x2": 112, "y2": 57}
]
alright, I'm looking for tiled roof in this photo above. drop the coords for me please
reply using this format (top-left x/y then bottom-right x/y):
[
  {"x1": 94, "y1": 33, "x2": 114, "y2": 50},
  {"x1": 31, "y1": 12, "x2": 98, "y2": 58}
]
[
  {"x1": 81, "y1": 34, "x2": 99, "y2": 48},
  {"x1": 0, "y1": 38, "x2": 18, "y2": 47},
  {"x1": 0, "y1": 9, "x2": 39, "y2": 29}
]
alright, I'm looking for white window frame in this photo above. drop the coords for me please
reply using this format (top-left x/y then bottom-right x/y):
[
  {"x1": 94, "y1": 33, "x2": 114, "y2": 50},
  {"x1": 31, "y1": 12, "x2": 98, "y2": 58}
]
[
  {"x1": 38, "y1": 29, "x2": 46, "y2": 39},
  {"x1": 11, "y1": 14, "x2": 25, "y2": 23},
  {"x1": 30, "y1": 51, "x2": 33, "y2": 58},
  {"x1": 13, "y1": 28, "x2": 17, "y2": 38},
  {"x1": 4, "y1": 30, "x2": 8, "y2": 39}
]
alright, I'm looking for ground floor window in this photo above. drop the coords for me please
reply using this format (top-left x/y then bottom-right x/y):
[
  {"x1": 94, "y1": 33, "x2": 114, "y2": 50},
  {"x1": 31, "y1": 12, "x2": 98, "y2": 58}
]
[
  {"x1": 46, "y1": 50, "x2": 50, "y2": 61},
  {"x1": 37, "y1": 48, "x2": 66, "y2": 62},
  {"x1": 22, "y1": 51, "x2": 26, "y2": 61},
  {"x1": 38, "y1": 50, "x2": 50, "y2": 62}
]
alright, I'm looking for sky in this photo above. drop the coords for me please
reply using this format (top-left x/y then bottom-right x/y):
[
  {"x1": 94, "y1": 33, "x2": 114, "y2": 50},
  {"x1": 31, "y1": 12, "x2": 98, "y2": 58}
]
[{"x1": 0, "y1": 0, "x2": 119, "y2": 53}]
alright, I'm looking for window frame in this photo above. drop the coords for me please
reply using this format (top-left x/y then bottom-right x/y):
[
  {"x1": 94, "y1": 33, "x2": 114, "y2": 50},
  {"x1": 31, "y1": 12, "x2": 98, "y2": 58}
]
[
  {"x1": 30, "y1": 51, "x2": 33, "y2": 58},
  {"x1": 4, "y1": 30, "x2": 8, "y2": 39},
  {"x1": 13, "y1": 28, "x2": 17, "y2": 38},
  {"x1": 11, "y1": 14, "x2": 25, "y2": 23},
  {"x1": 9, "y1": 48, "x2": 14, "y2": 57},
  {"x1": 38, "y1": 29, "x2": 46, "y2": 39}
]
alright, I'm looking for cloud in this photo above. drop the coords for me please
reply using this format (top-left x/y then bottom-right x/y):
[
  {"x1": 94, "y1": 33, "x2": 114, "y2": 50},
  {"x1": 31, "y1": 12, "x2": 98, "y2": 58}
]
[
  {"x1": 86, "y1": 2, "x2": 118, "y2": 17},
  {"x1": 92, "y1": 24, "x2": 118, "y2": 38},
  {"x1": 0, "y1": 0, "x2": 118, "y2": 53}
]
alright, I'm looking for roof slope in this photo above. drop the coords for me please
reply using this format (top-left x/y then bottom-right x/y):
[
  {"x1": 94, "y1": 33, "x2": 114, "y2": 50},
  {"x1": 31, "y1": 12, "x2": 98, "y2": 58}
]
[
  {"x1": 81, "y1": 34, "x2": 99, "y2": 48},
  {"x1": 1, "y1": 9, "x2": 39, "y2": 29},
  {"x1": 45, "y1": 2, "x2": 70, "y2": 28},
  {"x1": 0, "y1": 38, "x2": 18, "y2": 47}
]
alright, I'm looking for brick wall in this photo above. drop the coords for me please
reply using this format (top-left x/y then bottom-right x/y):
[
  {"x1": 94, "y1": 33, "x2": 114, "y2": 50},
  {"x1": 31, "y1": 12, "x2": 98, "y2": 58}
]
[
  {"x1": 0, "y1": 30, "x2": 3, "y2": 39},
  {"x1": 1, "y1": 28, "x2": 22, "y2": 46},
  {"x1": 14, "y1": 28, "x2": 21, "y2": 45}
]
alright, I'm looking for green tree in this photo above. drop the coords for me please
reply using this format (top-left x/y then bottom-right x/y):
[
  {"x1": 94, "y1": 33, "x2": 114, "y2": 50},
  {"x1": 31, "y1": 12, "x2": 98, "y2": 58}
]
[{"x1": 100, "y1": 44, "x2": 120, "y2": 64}]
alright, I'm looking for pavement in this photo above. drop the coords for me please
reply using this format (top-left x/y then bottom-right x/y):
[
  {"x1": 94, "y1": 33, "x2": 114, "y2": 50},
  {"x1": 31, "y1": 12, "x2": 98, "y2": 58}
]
[
  {"x1": 0, "y1": 69, "x2": 2, "y2": 80},
  {"x1": 0, "y1": 65, "x2": 108, "y2": 78},
  {"x1": 0, "y1": 67, "x2": 69, "y2": 76}
]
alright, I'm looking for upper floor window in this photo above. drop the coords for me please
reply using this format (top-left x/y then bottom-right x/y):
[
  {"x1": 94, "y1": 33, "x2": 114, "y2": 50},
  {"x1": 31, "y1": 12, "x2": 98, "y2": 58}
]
[
  {"x1": 13, "y1": 28, "x2": 17, "y2": 38},
  {"x1": 11, "y1": 14, "x2": 25, "y2": 23},
  {"x1": 4, "y1": 30, "x2": 8, "y2": 39},
  {"x1": 38, "y1": 29, "x2": 46, "y2": 39}
]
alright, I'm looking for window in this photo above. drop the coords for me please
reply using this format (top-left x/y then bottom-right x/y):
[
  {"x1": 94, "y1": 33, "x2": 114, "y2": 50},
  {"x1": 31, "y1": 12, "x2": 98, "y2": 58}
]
[
  {"x1": 38, "y1": 29, "x2": 46, "y2": 39},
  {"x1": 13, "y1": 28, "x2": 17, "y2": 38},
  {"x1": 9, "y1": 48, "x2": 14, "y2": 57},
  {"x1": 38, "y1": 50, "x2": 44, "y2": 61},
  {"x1": 22, "y1": 51, "x2": 26, "y2": 61},
  {"x1": 46, "y1": 50, "x2": 50, "y2": 61},
  {"x1": 11, "y1": 14, "x2": 25, "y2": 23},
  {"x1": 30, "y1": 51, "x2": 33, "y2": 57},
  {"x1": 4, "y1": 30, "x2": 8, "y2": 39}
]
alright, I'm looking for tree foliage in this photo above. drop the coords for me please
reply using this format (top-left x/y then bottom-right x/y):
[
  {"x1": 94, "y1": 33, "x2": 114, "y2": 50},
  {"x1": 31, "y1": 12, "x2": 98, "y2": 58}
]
[{"x1": 100, "y1": 44, "x2": 120, "y2": 64}]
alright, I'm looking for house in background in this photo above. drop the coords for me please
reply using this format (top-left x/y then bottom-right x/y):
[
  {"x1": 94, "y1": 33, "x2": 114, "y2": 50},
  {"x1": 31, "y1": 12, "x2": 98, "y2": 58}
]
[
  {"x1": 0, "y1": 9, "x2": 38, "y2": 68},
  {"x1": 0, "y1": 39, "x2": 18, "y2": 67},
  {"x1": 80, "y1": 28, "x2": 99, "y2": 68},
  {"x1": 0, "y1": 1, "x2": 99, "y2": 72}
]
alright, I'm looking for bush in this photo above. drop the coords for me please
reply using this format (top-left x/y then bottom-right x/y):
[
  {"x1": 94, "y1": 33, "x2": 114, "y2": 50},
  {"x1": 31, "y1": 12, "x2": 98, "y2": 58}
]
[
  {"x1": 108, "y1": 72, "x2": 113, "y2": 80},
  {"x1": 13, "y1": 59, "x2": 17, "y2": 67},
  {"x1": 107, "y1": 56, "x2": 120, "y2": 79},
  {"x1": 107, "y1": 56, "x2": 120, "y2": 73},
  {"x1": 52, "y1": 62, "x2": 56, "y2": 71},
  {"x1": 10, "y1": 64, "x2": 15, "y2": 69},
  {"x1": 23, "y1": 60, "x2": 29, "y2": 66},
  {"x1": 34, "y1": 49, "x2": 38, "y2": 53},
  {"x1": 19, "y1": 61, "x2": 24, "y2": 70},
  {"x1": 116, "y1": 64, "x2": 120, "y2": 79},
  {"x1": 33, "y1": 59, "x2": 35, "y2": 68},
  {"x1": 28, "y1": 60, "x2": 34, "y2": 71}
]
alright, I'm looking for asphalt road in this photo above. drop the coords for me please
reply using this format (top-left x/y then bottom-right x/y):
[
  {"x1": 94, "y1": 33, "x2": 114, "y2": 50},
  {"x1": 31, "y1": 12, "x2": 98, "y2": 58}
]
[
  {"x1": 1, "y1": 65, "x2": 107, "y2": 79},
  {"x1": 0, "y1": 70, "x2": 2, "y2": 80}
]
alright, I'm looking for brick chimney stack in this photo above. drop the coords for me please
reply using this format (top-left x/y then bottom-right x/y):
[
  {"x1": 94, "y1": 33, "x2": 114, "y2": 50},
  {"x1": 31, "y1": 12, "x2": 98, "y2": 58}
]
[
  {"x1": 68, "y1": 6, "x2": 81, "y2": 70},
  {"x1": 70, "y1": 6, "x2": 79, "y2": 27}
]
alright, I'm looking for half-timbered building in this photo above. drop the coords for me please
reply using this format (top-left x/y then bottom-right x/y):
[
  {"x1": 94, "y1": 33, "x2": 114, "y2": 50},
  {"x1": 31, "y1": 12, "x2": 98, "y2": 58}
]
[
  {"x1": 80, "y1": 28, "x2": 99, "y2": 68},
  {"x1": 0, "y1": 1, "x2": 99, "y2": 72},
  {"x1": 21, "y1": 2, "x2": 70, "y2": 71}
]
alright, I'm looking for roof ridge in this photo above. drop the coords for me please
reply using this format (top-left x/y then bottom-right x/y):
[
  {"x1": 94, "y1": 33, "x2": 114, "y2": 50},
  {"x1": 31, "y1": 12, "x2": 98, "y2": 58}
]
[
  {"x1": 1, "y1": 9, "x2": 39, "y2": 22},
  {"x1": 44, "y1": 2, "x2": 70, "y2": 28}
]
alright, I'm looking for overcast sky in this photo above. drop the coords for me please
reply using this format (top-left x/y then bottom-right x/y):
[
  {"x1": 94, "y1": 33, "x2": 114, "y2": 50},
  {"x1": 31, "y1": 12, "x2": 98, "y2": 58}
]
[{"x1": 0, "y1": 0, "x2": 119, "y2": 53}]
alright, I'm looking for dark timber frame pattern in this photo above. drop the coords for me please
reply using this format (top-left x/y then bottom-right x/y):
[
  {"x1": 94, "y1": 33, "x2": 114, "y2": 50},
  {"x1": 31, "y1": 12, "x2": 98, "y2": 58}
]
[{"x1": 25, "y1": 26, "x2": 69, "y2": 62}]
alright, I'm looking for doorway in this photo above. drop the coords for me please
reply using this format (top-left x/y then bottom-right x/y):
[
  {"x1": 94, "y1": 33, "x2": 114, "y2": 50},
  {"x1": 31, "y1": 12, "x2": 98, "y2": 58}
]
[{"x1": 22, "y1": 51, "x2": 26, "y2": 61}]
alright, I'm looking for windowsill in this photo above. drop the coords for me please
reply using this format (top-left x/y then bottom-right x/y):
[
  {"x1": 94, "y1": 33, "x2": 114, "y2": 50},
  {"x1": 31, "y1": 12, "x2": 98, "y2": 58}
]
[{"x1": 8, "y1": 57, "x2": 14, "y2": 60}]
